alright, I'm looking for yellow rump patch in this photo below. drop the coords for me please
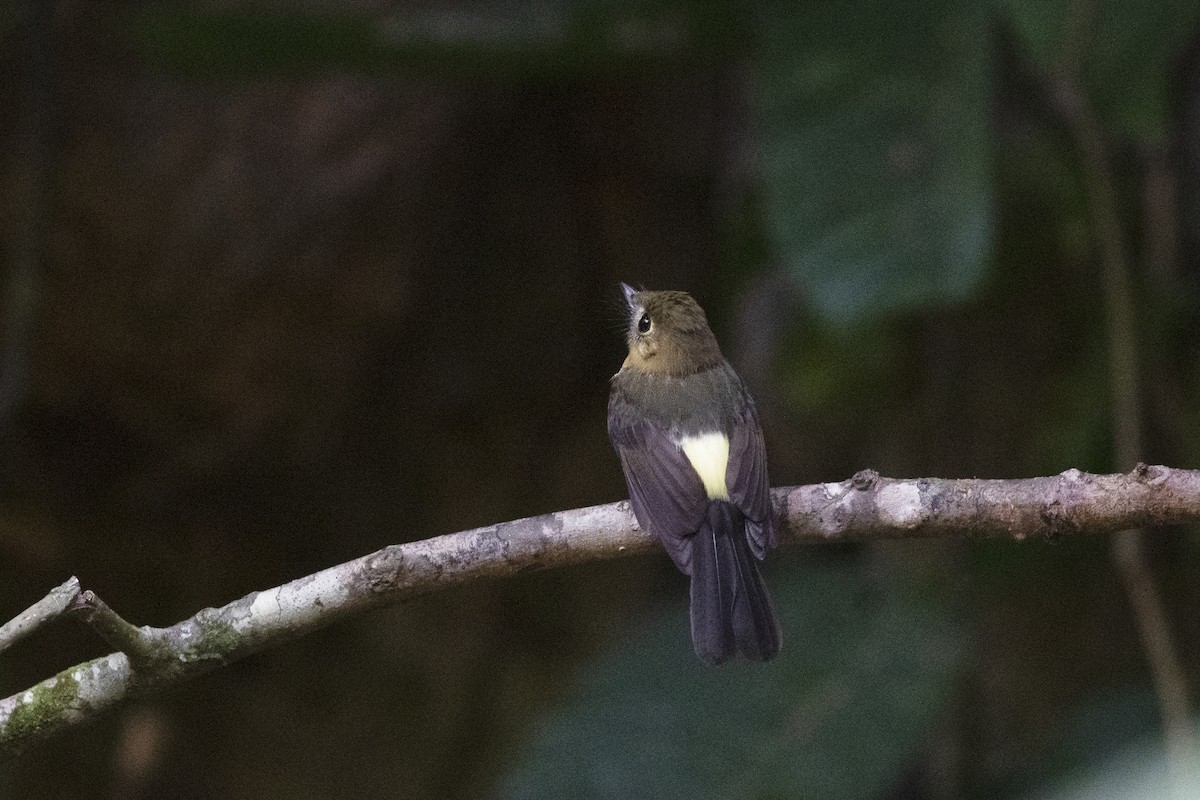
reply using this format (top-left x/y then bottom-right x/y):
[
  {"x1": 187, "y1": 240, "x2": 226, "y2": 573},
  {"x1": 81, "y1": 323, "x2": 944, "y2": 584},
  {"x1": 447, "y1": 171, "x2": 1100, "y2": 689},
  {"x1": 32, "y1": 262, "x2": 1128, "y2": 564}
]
[{"x1": 680, "y1": 432, "x2": 730, "y2": 500}]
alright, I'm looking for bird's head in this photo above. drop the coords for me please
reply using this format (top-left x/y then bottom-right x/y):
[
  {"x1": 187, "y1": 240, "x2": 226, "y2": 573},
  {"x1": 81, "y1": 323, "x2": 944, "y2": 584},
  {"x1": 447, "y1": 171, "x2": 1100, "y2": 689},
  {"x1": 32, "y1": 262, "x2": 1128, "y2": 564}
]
[{"x1": 620, "y1": 283, "x2": 723, "y2": 377}]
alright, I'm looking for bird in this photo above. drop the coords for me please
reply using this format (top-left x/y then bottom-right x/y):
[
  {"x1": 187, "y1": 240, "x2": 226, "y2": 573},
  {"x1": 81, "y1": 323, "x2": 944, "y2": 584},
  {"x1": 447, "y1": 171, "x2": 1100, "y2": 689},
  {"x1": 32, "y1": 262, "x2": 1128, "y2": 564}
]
[{"x1": 607, "y1": 283, "x2": 781, "y2": 665}]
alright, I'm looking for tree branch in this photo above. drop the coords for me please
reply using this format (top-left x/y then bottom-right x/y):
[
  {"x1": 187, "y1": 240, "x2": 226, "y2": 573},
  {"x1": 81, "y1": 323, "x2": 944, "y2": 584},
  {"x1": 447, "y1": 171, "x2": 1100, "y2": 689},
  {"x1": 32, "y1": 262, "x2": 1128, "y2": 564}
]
[
  {"x1": 3, "y1": 465, "x2": 1200, "y2": 757},
  {"x1": 0, "y1": 577, "x2": 79, "y2": 654},
  {"x1": 66, "y1": 591, "x2": 164, "y2": 668}
]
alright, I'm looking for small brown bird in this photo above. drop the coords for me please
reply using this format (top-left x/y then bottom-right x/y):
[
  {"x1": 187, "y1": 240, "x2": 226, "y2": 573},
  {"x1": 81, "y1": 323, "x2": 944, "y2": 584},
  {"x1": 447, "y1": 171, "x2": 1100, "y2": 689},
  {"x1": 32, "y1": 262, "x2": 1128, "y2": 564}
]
[{"x1": 608, "y1": 284, "x2": 781, "y2": 665}]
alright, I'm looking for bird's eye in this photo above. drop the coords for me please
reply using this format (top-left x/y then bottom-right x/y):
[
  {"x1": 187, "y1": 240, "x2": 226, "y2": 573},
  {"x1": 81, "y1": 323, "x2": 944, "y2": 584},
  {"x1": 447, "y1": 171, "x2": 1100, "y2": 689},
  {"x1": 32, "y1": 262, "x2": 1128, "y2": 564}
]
[{"x1": 638, "y1": 313, "x2": 652, "y2": 334}]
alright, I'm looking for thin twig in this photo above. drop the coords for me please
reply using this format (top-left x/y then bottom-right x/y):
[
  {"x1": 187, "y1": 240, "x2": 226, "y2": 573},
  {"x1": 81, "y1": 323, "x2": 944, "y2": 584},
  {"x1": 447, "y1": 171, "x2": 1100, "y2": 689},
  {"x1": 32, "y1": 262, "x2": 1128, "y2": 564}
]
[
  {"x1": 1051, "y1": 68, "x2": 1198, "y2": 795},
  {"x1": 67, "y1": 591, "x2": 162, "y2": 667},
  {"x1": 0, "y1": 577, "x2": 80, "y2": 654},
  {"x1": 3, "y1": 466, "x2": 1200, "y2": 757}
]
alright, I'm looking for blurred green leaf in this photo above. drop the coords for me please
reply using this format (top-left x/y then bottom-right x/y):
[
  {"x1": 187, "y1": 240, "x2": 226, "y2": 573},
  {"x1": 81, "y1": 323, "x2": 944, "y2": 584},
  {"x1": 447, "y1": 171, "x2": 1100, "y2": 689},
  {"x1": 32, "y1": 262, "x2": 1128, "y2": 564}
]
[
  {"x1": 127, "y1": 2, "x2": 741, "y2": 80},
  {"x1": 499, "y1": 559, "x2": 961, "y2": 800},
  {"x1": 755, "y1": 1, "x2": 993, "y2": 323},
  {"x1": 1003, "y1": 0, "x2": 1200, "y2": 142}
]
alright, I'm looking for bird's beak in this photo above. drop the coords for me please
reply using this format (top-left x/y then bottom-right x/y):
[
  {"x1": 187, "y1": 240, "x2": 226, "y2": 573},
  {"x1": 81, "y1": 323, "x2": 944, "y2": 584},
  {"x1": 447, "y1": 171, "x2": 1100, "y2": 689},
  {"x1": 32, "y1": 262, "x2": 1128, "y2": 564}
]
[{"x1": 621, "y1": 282, "x2": 637, "y2": 309}]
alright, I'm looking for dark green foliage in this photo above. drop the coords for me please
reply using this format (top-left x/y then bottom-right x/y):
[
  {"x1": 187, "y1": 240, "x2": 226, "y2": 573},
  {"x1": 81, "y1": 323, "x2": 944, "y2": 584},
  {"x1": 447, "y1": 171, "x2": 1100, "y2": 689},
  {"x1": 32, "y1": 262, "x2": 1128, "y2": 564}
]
[
  {"x1": 756, "y1": 2, "x2": 993, "y2": 322},
  {"x1": 500, "y1": 559, "x2": 961, "y2": 800},
  {"x1": 1005, "y1": 0, "x2": 1200, "y2": 141},
  {"x1": 128, "y1": 3, "x2": 743, "y2": 81}
]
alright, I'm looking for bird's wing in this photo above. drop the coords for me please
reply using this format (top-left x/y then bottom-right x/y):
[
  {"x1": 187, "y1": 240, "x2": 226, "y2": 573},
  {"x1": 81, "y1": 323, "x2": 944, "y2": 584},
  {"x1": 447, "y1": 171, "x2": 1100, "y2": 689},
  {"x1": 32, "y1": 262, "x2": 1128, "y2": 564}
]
[
  {"x1": 608, "y1": 417, "x2": 707, "y2": 576},
  {"x1": 726, "y1": 406, "x2": 776, "y2": 559}
]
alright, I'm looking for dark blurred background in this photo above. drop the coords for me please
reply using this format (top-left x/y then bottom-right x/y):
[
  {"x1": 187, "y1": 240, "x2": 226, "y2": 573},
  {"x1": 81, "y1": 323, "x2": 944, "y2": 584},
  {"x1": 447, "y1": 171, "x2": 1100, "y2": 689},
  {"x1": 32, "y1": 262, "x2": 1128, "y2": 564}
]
[{"x1": 2, "y1": 1, "x2": 1200, "y2": 798}]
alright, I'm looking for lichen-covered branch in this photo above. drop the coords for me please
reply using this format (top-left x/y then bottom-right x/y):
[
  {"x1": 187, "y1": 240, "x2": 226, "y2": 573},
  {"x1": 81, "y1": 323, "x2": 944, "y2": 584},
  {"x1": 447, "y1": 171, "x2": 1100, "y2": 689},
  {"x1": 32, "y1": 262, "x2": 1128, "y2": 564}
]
[{"x1": 3, "y1": 465, "x2": 1200, "y2": 757}]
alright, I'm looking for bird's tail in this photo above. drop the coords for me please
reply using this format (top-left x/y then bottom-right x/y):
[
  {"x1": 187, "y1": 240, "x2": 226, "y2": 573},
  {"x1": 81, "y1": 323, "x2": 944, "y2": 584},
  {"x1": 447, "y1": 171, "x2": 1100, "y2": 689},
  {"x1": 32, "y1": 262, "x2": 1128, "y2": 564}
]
[{"x1": 689, "y1": 500, "x2": 782, "y2": 666}]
